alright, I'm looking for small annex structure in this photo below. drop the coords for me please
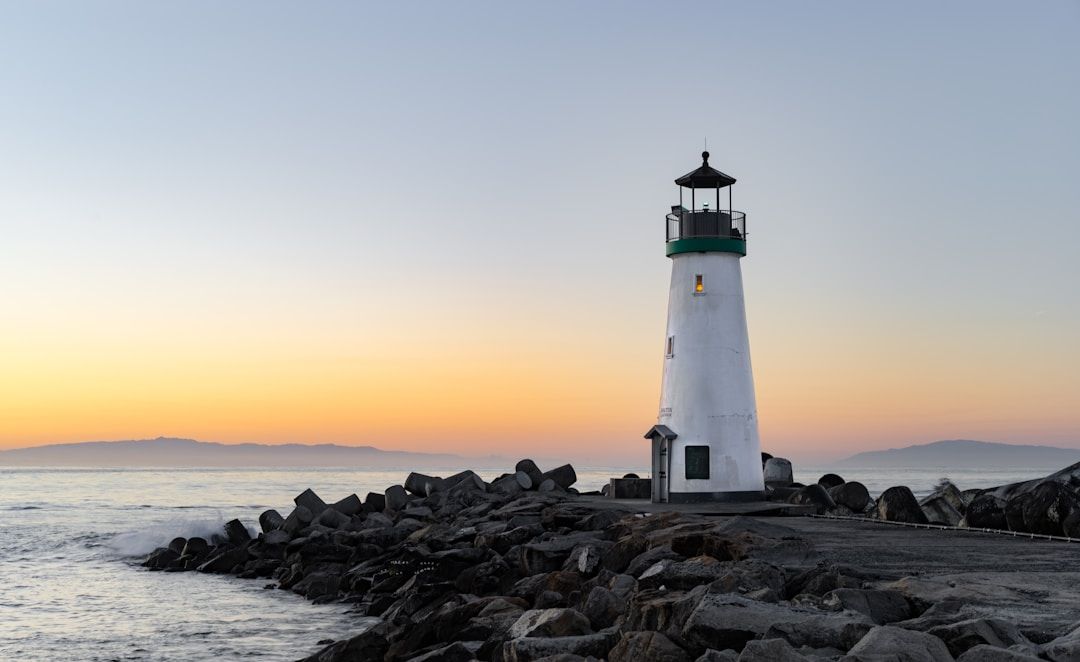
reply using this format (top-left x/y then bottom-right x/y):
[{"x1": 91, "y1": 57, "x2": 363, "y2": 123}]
[{"x1": 647, "y1": 152, "x2": 766, "y2": 503}]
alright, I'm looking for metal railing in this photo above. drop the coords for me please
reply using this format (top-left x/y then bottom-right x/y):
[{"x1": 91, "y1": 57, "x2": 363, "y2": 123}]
[{"x1": 666, "y1": 208, "x2": 746, "y2": 242}]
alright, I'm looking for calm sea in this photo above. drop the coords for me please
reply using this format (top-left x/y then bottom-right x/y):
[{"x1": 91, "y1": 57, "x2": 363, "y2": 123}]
[{"x1": 0, "y1": 465, "x2": 1053, "y2": 661}]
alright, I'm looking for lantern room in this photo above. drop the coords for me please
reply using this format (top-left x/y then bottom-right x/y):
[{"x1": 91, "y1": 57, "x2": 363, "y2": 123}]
[{"x1": 665, "y1": 151, "x2": 747, "y2": 257}]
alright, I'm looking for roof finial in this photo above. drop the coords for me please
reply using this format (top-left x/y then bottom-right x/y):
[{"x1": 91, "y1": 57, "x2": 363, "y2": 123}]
[{"x1": 702, "y1": 149, "x2": 710, "y2": 165}]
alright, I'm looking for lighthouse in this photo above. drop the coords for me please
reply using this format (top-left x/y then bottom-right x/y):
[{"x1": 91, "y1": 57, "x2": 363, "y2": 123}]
[{"x1": 645, "y1": 152, "x2": 765, "y2": 503}]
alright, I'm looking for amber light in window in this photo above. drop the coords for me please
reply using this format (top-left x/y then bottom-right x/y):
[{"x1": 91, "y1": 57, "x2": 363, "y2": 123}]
[{"x1": 695, "y1": 274, "x2": 704, "y2": 293}]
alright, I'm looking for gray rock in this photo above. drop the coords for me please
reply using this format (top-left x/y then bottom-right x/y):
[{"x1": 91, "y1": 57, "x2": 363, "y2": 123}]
[
  {"x1": 920, "y1": 481, "x2": 967, "y2": 514},
  {"x1": 841, "y1": 625, "x2": 953, "y2": 662},
  {"x1": 364, "y1": 491, "x2": 386, "y2": 512},
  {"x1": 331, "y1": 494, "x2": 363, "y2": 516},
  {"x1": 508, "y1": 608, "x2": 593, "y2": 639},
  {"x1": 681, "y1": 592, "x2": 860, "y2": 654},
  {"x1": 639, "y1": 556, "x2": 729, "y2": 590},
  {"x1": 696, "y1": 651, "x2": 739, "y2": 662},
  {"x1": 829, "y1": 482, "x2": 871, "y2": 512},
  {"x1": 1045, "y1": 623, "x2": 1080, "y2": 661},
  {"x1": 317, "y1": 508, "x2": 350, "y2": 529},
  {"x1": 964, "y1": 493, "x2": 1007, "y2": 530},
  {"x1": 224, "y1": 519, "x2": 251, "y2": 546},
  {"x1": 921, "y1": 496, "x2": 963, "y2": 526},
  {"x1": 927, "y1": 618, "x2": 1035, "y2": 658},
  {"x1": 1022, "y1": 481, "x2": 1080, "y2": 536},
  {"x1": 385, "y1": 485, "x2": 409, "y2": 512},
  {"x1": 581, "y1": 586, "x2": 624, "y2": 629},
  {"x1": 543, "y1": 464, "x2": 578, "y2": 490},
  {"x1": 818, "y1": 474, "x2": 845, "y2": 489},
  {"x1": 516, "y1": 459, "x2": 545, "y2": 488},
  {"x1": 609, "y1": 631, "x2": 689, "y2": 662},
  {"x1": 404, "y1": 641, "x2": 476, "y2": 662},
  {"x1": 263, "y1": 529, "x2": 290, "y2": 545},
  {"x1": 956, "y1": 645, "x2": 1040, "y2": 661},
  {"x1": 259, "y1": 509, "x2": 285, "y2": 533},
  {"x1": 538, "y1": 479, "x2": 558, "y2": 493},
  {"x1": 787, "y1": 484, "x2": 836, "y2": 514},
  {"x1": 298, "y1": 623, "x2": 388, "y2": 661},
  {"x1": 283, "y1": 505, "x2": 314, "y2": 535},
  {"x1": 737, "y1": 639, "x2": 808, "y2": 662},
  {"x1": 295, "y1": 488, "x2": 329, "y2": 515},
  {"x1": 405, "y1": 472, "x2": 444, "y2": 497},
  {"x1": 764, "y1": 458, "x2": 794, "y2": 487},
  {"x1": 196, "y1": 546, "x2": 247, "y2": 573},
  {"x1": 876, "y1": 486, "x2": 930, "y2": 524},
  {"x1": 180, "y1": 537, "x2": 208, "y2": 558},
  {"x1": 823, "y1": 588, "x2": 912, "y2": 625},
  {"x1": 502, "y1": 633, "x2": 617, "y2": 662}
]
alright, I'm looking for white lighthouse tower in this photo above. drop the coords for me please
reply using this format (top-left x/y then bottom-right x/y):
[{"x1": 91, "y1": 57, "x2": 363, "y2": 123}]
[{"x1": 645, "y1": 152, "x2": 765, "y2": 503}]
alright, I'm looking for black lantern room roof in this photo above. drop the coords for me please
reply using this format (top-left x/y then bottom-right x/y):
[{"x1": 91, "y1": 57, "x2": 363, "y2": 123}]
[{"x1": 674, "y1": 151, "x2": 736, "y2": 189}]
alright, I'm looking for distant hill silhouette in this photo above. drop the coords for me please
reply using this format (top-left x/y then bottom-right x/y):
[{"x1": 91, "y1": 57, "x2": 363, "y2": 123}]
[
  {"x1": 837, "y1": 439, "x2": 1080, "y2": 469},
  {"x1": 0, "y1": 437, "x2": 473, "y2": 469}
]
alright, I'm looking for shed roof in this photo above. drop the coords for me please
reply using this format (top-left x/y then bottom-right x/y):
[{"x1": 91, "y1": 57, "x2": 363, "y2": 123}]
[{"x1": 643, "y1": 424, "x2": 678, "y2": 441}]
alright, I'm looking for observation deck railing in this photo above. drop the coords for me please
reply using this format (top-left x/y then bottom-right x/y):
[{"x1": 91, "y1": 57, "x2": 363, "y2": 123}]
[{"x1": 665, "y1": 208, "x2": 746, "y2": 243}]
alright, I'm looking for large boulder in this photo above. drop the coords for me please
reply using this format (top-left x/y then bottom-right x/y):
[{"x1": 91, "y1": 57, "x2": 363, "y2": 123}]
[
  {"x1": 404, "y1": 472, "x2": 444, "y2": 497},
  {"x1": 1021, "y1": 481, "x2": 1080, "y2": 536},
  {"x1": 956, "y1": 646, "x2": 1039, "y2": 661},
  {"x1": 926, "y1": 618, "x2": 1035, "y2": 658},
  {"x1": 818, "y1": 474, "x2": 845, "y2": 490},
  {"x1": 822, "y1": 588, "x2": 912, "y2": 625},
  {"x1": 384, "y1": 485, "x2": 409, "y2": 512},
  {"x1": 1004, "y1": 493, "x2": 1031, "y2": 532},
  {"x1": 507, "y1": 608, "x2": 592, "y2": 639},
  {"x1": 1042, "y1": 623, "x2": 1080, "y2": 662},
  {"x1": 331, "y1": 494, "x2": 363, "y2": 516},
  {"x1": 609, "y1": 631, "x2": 689, "y2": 662},
  {"x1": 680, "y1": 591, "x2": 857, "y2": 654},
  {"x1": 829, "y1": 482, "x2": 871, "y2": 513},
  {"x1": 921, "y1": 496, "x2": 962, "y2": 526},
  {"x1": 876, "y1": 486, "x2": 929, "y2": 524},
  {"x1": 787, "y1": 484, "x2": 835, "y2": 514},
  {"x1": 294, "y1": 488, "x2": 329, "y2": 515},
  {"x1": 543, "y1": 464, "x2": 578, "y2": 490},
  {"x1": 259, "y1": 509, "x2": 285, "y2": 533},
  {"x1": 963, "y1": 493, "x2": 1007, "y2": 530},
  {"x1": 299, "y1": 623, "x2": 389, "y2": 662},
  {"x1": 501, "y1": 632, "x2": 617, "y2": 662},
  {"x1": 841, "y1": 625, "x2": 953, "y2": 661},
  {"x1": 738, "y1": 638, "x2": 809, "y2": 662},
  {"x1": 763, "y1": 458, "x2": 794, "y2": 487},
  {"x1": 363, "y1": 491, "x2": 386, "y2": 512},
  {"x1": 516, "y1": 459, "x2": 545, "y2": 488},
  {"x1": 918, "y1": 480, "x2": 966, "y2": 513},
  {"x1": 223, "y1": 519, "x2": 251, "y2": 546},
  {"x1": 581, "y1": 586, "x2": 625, "y2": 629}
]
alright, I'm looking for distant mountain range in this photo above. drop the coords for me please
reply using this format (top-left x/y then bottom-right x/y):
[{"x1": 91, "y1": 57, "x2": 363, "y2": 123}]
[
  {"x1": 837, "y1": 439, "x2": 1080, "y2": 469},
  {"x1": 0, "y1": 437, "x2": 477, "y2": 469}
]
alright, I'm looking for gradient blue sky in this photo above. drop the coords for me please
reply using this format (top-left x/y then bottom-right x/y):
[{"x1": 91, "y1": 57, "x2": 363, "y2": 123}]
[{"x1": 1, "y1": 2, "x2": 1078, "y2": 463}]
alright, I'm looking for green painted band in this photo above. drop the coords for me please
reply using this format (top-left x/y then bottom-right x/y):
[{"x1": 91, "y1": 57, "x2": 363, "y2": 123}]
[{"x1": 666, "y1": 238, "x2": 747, "y2": 257}]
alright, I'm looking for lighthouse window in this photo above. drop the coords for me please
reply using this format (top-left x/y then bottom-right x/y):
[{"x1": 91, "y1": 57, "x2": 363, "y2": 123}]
[
  {"x1": 685, "y1": 446, "x2": 710, "y2": 480},
  {"x1": 694, "y1": 274, "x2": 704, "y2": 294},
  {"x1": 665, "y1": 336, "x2": 674, "y2": 358}
]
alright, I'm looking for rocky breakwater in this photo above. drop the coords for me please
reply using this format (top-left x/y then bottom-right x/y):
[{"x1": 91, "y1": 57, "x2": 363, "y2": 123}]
[
  {"x1": 763, "y1": 455, "x2": 1080, "y2": 539},
  {"x1": 142, "y1": 457, "x2": 1080, "y2": 661}
]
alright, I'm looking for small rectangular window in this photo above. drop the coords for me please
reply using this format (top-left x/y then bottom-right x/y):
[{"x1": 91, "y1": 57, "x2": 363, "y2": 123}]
[
  {"x1": 685, "y1": 446, "x2": 710, "y2": 480},
  {"x1": 665, "y1": 336, "x2": 674, "y2": 358},
  {"x1": 694, "y1": 274, "x2": 704, "y2": 294}
]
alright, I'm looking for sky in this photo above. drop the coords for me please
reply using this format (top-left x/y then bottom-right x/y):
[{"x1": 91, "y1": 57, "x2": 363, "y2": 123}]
[{"x1": 1, "y1": 1, "x2": 1078, "y2": 464}]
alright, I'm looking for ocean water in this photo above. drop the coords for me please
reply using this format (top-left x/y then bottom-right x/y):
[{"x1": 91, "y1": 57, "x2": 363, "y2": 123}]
[{"x1": 0, "y1": 465, "x2": 1054, "y2": 660}]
